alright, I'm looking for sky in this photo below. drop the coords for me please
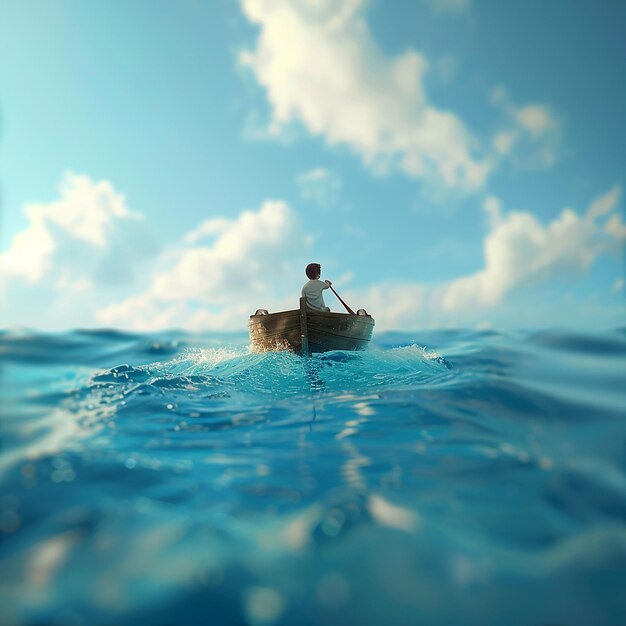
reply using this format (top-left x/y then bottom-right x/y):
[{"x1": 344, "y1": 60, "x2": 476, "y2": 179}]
[{"x1": 1, "y1": 0, "x2": 624, "y2": 332}]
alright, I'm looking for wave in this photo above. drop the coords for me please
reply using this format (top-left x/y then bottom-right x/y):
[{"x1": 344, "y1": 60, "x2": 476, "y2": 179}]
[{"x1": 2, "y1": 328, "x2": 625, "y2": 626}]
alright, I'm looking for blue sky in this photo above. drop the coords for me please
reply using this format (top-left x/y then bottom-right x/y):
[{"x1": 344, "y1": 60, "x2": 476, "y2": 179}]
[{"x1": 1, "y1": 0, "x2": 624, "y2": 331}]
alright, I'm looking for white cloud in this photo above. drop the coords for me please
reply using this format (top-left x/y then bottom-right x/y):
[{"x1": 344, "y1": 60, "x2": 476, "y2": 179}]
[
  {"x1": 604, "y1": 214, "x2": 626, "y2": 240},
  {"x1": 96, "y1": 292, "x2": 189, "y2": 332},
  {"x1": 97, "y1": 200, "x2": 311, "y2": 330},
  {"x1": 588, "y1": 187, "x2": 622, "y2": 219},
  {"x1": 296, "y1": 167, "x2": 342, "y2": 208},
  {"x1": 183, "y1": 218, "x2": 232, "y2": 244},
  {"x1": 442, "y1": 187, "x2": 624, "y2": 311},
  {"x1": 343, "y1": 283, "x2": 426, "y2": 330},
  {"x1": 483, "y1": 195, "x2": 503, "y2": 227},
  {"x1": 240, "y1": 0, "x2": 489, "y2": 190},
  {"x1": 0, "y1": 173, "x2": 156, "y2": 293},
  {"x1": 515, "y1": 105, "x2": 554, "y2": 138},
  {"x1": 493, "y1": 130, "x2": 519, "y2": 156},
  {"x1": 490, "y1": 87, "x2": 559, "y2": 165},
  {"x1": 152, "y1": 201, "x2": 302, "y2": 302}
]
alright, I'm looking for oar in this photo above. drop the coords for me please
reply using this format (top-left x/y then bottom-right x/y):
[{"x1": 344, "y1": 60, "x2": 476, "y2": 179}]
[{"x1": 328, "y1": 284, "x2": 356, "y2": 315}]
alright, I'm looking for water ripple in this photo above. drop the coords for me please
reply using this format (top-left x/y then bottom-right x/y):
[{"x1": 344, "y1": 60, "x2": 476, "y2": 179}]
[{"x1": 1, "y1": 328, "x2": 625, "y2": 626}]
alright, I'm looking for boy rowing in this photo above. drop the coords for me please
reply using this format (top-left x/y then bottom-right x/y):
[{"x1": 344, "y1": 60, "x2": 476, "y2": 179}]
[{"x1": 301, "y1": 263, "x2": 332, "y2": 312}]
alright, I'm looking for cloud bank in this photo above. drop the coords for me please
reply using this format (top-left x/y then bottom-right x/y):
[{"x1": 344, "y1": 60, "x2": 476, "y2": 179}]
[
  {"x1": 2, "y1": 174, "x2": 622, "y2": 331},
  {"x1": 97, "y1": 200, "x2": 310, "y2": 331}
]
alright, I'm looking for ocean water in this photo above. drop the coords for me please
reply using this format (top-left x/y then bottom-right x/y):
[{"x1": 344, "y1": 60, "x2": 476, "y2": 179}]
[{"x1": 1, "y1": 327, "x2": 625, "y2": 626}]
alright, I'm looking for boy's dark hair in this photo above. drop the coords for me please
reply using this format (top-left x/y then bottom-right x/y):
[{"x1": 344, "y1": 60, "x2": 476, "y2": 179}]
[{"x1": 305, "y1": 263, "x2": 321, "y2": 279}]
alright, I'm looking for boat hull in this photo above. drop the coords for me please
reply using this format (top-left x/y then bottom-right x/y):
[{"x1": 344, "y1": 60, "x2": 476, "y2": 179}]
[{"x1": 248, "y1": 306, "x2": 374, "y2": 354}]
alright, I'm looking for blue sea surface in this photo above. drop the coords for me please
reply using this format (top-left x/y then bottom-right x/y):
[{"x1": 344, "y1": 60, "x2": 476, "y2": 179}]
[{"x1": 1, "y1": 328, "x2": 625, "y2": 626}]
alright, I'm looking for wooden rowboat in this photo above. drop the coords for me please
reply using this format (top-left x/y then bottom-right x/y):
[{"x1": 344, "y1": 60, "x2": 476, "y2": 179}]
[{"x1": 249, "y1": 297, "x2": 375, "y2": 355}]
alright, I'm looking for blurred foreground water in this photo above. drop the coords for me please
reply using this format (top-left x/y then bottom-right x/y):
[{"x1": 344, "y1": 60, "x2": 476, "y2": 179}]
[{"x1": 1, "y1": 327, "x2": 625, "y2": 626}]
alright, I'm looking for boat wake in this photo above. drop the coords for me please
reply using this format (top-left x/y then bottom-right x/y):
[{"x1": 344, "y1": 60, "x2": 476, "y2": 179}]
[{"x1": 107, "y1": 343, "x2": 454, "y2": 399}]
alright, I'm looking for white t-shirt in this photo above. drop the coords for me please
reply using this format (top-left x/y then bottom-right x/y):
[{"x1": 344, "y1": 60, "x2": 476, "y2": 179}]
[{"x1": 301, "y1": 279, "x2": 331, "y2": 311}]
